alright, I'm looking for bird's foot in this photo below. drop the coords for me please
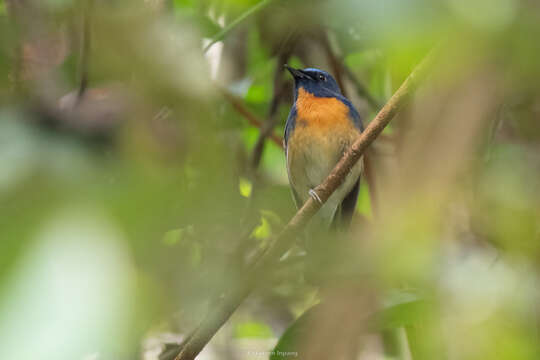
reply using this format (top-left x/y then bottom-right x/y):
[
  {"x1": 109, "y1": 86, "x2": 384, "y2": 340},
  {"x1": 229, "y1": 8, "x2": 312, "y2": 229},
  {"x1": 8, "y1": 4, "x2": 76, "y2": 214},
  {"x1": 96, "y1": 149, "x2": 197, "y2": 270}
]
[{"x1": 309, "y1": 189, "x2": 322, "y2": 204}]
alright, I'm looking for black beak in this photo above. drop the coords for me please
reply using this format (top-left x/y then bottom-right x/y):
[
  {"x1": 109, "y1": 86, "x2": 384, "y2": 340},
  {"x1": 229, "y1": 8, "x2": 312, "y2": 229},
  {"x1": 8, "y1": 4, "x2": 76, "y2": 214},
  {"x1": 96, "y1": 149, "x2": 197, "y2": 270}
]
[{"x1": 284, "y1": 65, "x2": 312, "y2": 80}]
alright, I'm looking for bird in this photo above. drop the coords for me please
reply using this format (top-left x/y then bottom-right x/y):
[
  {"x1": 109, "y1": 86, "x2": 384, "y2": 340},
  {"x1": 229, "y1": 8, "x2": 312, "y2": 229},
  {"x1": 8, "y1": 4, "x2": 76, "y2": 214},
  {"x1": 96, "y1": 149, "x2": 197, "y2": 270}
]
[{"x1": 283, "y1": 65, "x2": 363, "y2": 230}]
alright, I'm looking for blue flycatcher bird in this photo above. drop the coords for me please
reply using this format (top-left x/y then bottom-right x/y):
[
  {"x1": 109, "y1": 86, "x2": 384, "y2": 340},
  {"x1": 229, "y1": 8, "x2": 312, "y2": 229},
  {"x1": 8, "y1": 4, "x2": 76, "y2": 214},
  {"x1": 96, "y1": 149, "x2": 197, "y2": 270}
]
[{"x1": 284, "y1": 66, "x2": 363, "y2": 229}]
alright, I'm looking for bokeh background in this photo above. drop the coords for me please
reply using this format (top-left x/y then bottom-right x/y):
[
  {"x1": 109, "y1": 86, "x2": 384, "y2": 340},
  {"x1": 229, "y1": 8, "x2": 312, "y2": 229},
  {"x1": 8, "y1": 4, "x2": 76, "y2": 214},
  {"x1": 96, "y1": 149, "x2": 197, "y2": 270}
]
[{"x1": 1, "y1": 0, "x2": 539, "y2": 359}]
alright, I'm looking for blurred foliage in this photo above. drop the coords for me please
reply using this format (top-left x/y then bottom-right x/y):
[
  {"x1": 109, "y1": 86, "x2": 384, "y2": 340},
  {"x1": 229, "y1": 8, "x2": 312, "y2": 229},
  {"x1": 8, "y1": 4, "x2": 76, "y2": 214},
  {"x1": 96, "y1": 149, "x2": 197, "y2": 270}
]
[{"x1": 0, "y1": 0, "x2": 540, "y2": 359}]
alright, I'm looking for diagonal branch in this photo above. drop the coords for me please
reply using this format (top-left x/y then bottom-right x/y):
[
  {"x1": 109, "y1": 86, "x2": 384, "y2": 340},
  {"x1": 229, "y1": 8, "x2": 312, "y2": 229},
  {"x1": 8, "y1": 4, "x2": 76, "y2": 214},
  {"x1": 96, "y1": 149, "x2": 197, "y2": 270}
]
[
  {"x1": 175, "y1": 49, "x2": 436, "y2": 360},
  {"x1": 319, "y1": 32, "x2": 381, "y2": 214},
  {"x1": 220, "y1": 88, "x2": 283, "y2": 147}
]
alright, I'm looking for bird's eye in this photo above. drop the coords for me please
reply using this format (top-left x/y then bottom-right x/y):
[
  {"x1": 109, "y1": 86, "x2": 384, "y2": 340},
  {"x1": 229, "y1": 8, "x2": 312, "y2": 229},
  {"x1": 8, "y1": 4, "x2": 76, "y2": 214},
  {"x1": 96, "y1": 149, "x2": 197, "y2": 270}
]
[{"x1": 318, "y1": 74, "x2": 326, "y2": 81}]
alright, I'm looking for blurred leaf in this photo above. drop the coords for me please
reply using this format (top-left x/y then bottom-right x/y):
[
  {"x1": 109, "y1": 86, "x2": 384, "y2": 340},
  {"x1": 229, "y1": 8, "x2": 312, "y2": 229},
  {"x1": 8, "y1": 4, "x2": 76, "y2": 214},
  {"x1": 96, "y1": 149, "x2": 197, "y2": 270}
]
[
  {"x1": 239, "y1": 177, "x2": 253, "y2": 197},
  {"x1": 286, "y1": 56, "x2": 304, "y2": 70},
  {"x1": 203, "y1": 0, "x2": 271, "y2": 53},
  {"x1": 272, "y1": 293, "x2": 425, "y2": 360},
  {"x1": 245, "y1": 84, "x2": 270, "y2": 104},
  {"x1": 162, "y1": 226, "x2": 201, "y2": 267},
  {"x1": 163, "y1": 228, "x2": 185, "y2": 246},
  {"x1": 234, "y1": 321, "x2": 274, "y2": 339},
  {"x1": 252, "y1": 216, "x2": 271, "y2": 239},
  {"x1": 173, "y1": 4, "x2": 221, "y2": 38},
  {"x1": 194, "y1": 14, "x2": 222, "y2": 37},
  {"x1": 260, "y1": 209, "x2": 284, "y2": 228},
  {"x1": 356, "y1": 180, "x2": 372, "y2": 217},
  {"x1": 243, "y1": 125, "x2": 260, "y2": 148},
  {"x1": 271, "y1": 304, "x2": 319, "y2": 360},
  {"x1": 0, "y1": 210, "x2": 136, "y2": 360},
  {"x1": 42, "y1": 0, "x2": 75, "y2": 11},
  {"x1": 173, "y1": 0, "x2": 195, "y2": 9},
  {"x1": 371, "y1": 292, "x2": 426, "y2": 331}
]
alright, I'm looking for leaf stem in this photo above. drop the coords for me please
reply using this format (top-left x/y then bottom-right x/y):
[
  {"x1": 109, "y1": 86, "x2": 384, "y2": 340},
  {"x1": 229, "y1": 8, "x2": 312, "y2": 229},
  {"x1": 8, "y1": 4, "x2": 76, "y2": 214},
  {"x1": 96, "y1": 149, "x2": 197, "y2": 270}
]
[{"x1": 203, "y1": 0, "x2": 271, "y2": 53}]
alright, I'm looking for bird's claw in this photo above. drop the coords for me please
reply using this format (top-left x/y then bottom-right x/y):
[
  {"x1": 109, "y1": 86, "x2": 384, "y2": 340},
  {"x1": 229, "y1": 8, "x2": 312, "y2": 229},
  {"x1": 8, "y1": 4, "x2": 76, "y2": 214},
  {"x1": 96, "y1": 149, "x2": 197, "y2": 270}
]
[{"x1": 309, "y1": 189, "x2": 322, "y2": 204}]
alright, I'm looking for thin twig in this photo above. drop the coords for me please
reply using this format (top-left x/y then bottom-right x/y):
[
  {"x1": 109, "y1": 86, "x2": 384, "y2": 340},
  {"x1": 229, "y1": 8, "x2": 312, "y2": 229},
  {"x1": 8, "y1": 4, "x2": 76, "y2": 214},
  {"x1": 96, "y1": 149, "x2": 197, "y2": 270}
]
[
  {"x1": 343, "y1": 65, "x2": 382, "y2": 110},
  {"x1": 319, "y1": 31, "x2": 382, "y2": 111},
  {"x1": 77, "y1": 0, "x2": 92, "y2": 102},
  {"x1": 203, "y1": 0, "x2": 271, "y2": 53},
  {"x1": 320, "y1": 32, "x2": 348, "y2": 98},
  {"x1": 174, "y1": 49, "x2": 436, "y2": 360},
  {"x1": 220, "y1": 89, "x2": 283, "y2": 147},
  {"x1": 320, "y1": 32, "x2": 380, "y2": 213},
  {"x1": 221, "y1": 87, "x2": 392, "y2": 153},
  {"x1": 250, "y1": 52, "x2": 290, "y2": 169}
]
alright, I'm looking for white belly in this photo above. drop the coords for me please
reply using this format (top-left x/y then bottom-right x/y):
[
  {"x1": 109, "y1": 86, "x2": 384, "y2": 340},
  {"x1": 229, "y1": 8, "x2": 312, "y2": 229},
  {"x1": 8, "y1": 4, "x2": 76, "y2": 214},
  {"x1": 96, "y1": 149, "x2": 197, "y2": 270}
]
[{"x1": 287, "y1": 132, "x2": 362, "y2": 226}]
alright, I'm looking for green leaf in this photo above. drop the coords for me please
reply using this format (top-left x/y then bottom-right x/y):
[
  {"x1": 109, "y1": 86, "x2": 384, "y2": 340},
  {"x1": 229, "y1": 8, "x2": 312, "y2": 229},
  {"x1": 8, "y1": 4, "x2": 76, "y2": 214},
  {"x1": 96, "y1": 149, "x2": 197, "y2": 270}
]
[
  {"x1": 356, "y1": 180, "x2": 372, "y2": 217},
  {"x1": 271, "y1": 293, "x2": 426, "y2": 360},
  {"x1": 191, "y1": 14, "x2": 222, "y2": 38},
  {"x1": 286, "y1": 56, "x2": 304, "y2": 70},
  {"x1": 239, "y1": 177, "x2": 253, "y2": 197},
  {"x1": 173, "y1": 0, "x2": 195, "y2": 9},
  {"x1": 259, "y1": 210, "x2": 283, "y2": 228},
  {"x1": 162, "y1": 226, "x2": 200, "y2": 267},
  {"x1": 245, "y1": 84, "x2": 270, "y2": 104},
  {"x1": 252, "y1": 216, "x2": 271, "y2": 239},
  {"x1": 234, "y1": 321, "x2": 274, "y2": 339},
  {"x1": 271, "y1": 304, "x2": 320, "y2": 360},
  {"x1": 370, "y1": 292, "x2": 426, "y2": 331},
  {"x1": 203, "y1": 0, "x2": 272, "y2": 53},
  {"x1": 162, "y1": 228, "x2": 185, "y2": 246}
]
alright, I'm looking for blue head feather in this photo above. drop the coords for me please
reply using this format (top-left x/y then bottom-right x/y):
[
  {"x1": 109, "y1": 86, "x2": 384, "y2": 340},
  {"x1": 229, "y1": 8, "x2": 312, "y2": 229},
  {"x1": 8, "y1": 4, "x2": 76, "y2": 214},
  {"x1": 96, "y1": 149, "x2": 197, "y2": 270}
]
[
  {"x1": 287, "y1": 67, "x2": 342, "y2": 99},
  {"x1": 283, "y1": 66, "x2": 363, "y2": 146}
]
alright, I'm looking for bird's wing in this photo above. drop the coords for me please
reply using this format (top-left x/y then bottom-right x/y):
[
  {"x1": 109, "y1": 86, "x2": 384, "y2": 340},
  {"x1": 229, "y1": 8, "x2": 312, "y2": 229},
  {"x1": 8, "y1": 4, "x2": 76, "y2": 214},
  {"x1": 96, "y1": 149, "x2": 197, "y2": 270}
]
[
  {"x1": 290, "y1": 186, "x2": 303, "y2": 209},
  {"x1": 283, "y1": 105, "x2": 297, "y2": 147},
  {"x1": 284, "y1": 104, "x2": 304, "y2": 209},
  {"x1": 331, "y1": 179, "x2": 360, "y2": 229},
  {"x1": 285, "y1": 141, "x2": 304, "y2": 209},
  {"x1": 340, "y1": 95, "x2": 364, "y2": 131},
  {"x1": 329, "y1": 97, "x2": 363, "y2": 229}
]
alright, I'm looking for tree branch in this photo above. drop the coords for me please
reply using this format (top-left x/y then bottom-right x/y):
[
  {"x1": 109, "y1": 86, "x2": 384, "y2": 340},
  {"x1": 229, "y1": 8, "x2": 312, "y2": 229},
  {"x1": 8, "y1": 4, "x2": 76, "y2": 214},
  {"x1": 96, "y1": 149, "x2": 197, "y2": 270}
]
[
  {"x1": 319, "y1": 32, "x2": 380, "y2": 214},
  {"x1": 220, "y1": 89, "x2": 283, "y2": 147},
  {"x1": 175, "y1": 49, "x2": 436, "y2": 360}
]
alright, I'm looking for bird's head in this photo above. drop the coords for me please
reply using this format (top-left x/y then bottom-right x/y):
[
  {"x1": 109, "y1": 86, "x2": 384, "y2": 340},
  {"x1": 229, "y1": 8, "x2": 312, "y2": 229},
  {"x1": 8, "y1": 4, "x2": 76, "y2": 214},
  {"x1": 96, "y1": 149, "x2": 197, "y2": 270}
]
[{"x1": 284, "y1": 65, "x2": 342, "y2": 99}]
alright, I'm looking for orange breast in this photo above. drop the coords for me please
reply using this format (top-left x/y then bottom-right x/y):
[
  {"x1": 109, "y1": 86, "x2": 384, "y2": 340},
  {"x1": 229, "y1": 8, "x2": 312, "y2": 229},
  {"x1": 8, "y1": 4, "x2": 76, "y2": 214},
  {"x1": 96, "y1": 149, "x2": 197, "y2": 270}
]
[
  {"x1": 286, "y1": 88, "x2": 361, "y2": 205},
  {"x1": 295, "y1": 88, "x2": 354, "y2": 135}
]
